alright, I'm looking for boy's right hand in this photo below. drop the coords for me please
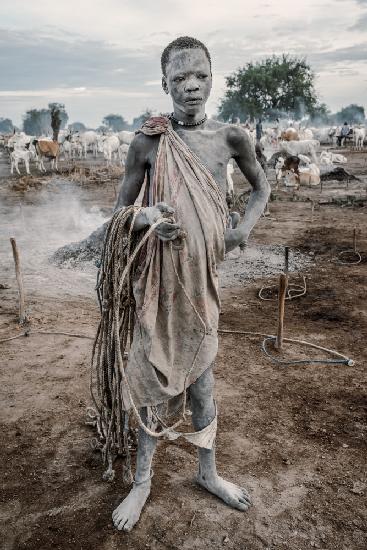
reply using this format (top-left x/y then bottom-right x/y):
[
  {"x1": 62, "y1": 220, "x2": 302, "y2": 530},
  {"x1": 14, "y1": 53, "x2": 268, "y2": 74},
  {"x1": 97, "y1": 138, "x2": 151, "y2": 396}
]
[{"x1": 143, "y1": 202, "x2": 181, "y2": 242}]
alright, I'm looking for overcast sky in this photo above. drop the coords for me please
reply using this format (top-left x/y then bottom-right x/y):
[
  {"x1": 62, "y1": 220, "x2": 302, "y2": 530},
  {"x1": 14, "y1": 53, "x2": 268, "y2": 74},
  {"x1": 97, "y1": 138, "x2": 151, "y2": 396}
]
[{"x1": 1, "y1": 0, "x2": 367, "y2": 127}]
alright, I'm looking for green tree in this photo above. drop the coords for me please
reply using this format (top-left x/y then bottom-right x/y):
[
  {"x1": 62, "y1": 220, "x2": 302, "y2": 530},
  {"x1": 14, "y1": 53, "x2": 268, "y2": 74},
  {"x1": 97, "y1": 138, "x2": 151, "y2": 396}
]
[
  {"x1": 22, "y1": 103, "x2": 68, "y2": 137},
  {"x1": 334, "y1": 104, "x2": 365, "y2": 125},
  {"x1": 309, "y1": 103, "x2": 332, "y2": 125},
  {"x1": 218, "y1": 55, "x2": 319, "y2": 121},
  {"x1": 102, "y1": 114, "x2": 129, "y2": 131},
  {"x1": 68, "y1": 121, "x2": 87, "y2": 132},
  {"x1": 23, "y1": 108, "x2": 51, "y2": 136},
  {"x1": 48, "y1": 102, "x2": 68, "y2": 140},
  {"x1": 0, "y1": 118, "x2": 14, "y2": 133}
]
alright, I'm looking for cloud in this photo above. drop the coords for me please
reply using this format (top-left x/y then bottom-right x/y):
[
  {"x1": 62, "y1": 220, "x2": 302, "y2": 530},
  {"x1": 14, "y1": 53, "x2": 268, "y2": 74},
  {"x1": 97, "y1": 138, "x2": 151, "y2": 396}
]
[
  {"x1": 350, "y1": 13, "x2": 367, "y2": 29},
  {"x1": 0, "y1": 0, "x2": 366, "y2": 125},
  {"x1": 0, "y1": 28, "x2": 161, "y2": 91}
]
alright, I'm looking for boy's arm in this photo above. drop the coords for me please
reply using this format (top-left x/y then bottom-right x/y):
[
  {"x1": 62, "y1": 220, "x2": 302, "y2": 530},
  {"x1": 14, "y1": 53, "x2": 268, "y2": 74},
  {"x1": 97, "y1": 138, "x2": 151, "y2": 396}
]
[
  {"x1": 115, "y1": 134, "x2": 181, "y2": 240},
  {"x1": 225, "y1": 127, "x2": 271, "y2": 252}
]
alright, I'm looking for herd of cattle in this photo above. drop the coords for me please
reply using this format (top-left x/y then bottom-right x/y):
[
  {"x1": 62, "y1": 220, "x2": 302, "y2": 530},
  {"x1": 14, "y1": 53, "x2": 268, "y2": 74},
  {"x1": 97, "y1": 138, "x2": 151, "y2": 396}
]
[
  {"x1": 226, "y1": 121, "x2": 366, "y2": 192},
  {"x1": 0, "y1": 129, "x2": 135, "y2": 176},
  {"x1": 0, "y1": 121, "x2": 366, "y2": 193}
]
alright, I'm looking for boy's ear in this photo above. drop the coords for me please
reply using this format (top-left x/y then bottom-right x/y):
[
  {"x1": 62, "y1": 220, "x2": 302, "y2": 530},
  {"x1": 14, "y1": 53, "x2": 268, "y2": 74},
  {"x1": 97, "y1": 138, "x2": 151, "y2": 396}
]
[{"x1": 162, "y1": 76, "x2": 169, "y2": 95}]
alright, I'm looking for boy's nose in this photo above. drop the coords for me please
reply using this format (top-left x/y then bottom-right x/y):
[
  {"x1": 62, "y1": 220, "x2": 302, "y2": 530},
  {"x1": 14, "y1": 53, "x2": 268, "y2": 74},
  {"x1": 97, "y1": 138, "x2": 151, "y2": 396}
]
[{"x1": 185, "y1": 79, "x2": 200, "y2": 92}]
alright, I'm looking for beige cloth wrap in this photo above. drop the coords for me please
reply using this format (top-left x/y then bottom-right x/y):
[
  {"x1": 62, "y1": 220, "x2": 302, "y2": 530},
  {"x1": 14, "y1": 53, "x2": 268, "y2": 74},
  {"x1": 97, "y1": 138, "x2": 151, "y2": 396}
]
[{"x1": 122, "y1": 117, "x2": 227, "y2": 416}]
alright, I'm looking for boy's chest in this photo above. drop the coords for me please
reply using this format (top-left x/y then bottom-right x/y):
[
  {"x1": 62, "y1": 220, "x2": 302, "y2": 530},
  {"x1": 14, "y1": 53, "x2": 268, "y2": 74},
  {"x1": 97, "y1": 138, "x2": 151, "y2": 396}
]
[{"x1": 147, "y1": 129, "x2": 231, "y2": 193}]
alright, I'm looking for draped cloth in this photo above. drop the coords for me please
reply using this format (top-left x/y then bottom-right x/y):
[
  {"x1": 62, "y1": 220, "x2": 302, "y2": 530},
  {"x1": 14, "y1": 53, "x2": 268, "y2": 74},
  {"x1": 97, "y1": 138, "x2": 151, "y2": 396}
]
[{"x1": 121, "y1": 117, "x2": 228, "y2": 431}]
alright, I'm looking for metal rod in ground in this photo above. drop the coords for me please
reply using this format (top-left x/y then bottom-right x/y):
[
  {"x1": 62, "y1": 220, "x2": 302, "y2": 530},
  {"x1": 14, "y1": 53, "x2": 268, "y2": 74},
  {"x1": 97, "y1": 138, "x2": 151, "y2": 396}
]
[
  {"x1": 284, "y1": 246, "x2": 289, "y2": 273},
  {"x1": 311, "y1": 201, "x2": 315, "y2": 222},
  {"x1": 275, "y1": 273, "x2": 288, "y2": 350},
  {"x1": 353, "y1": 227, "x2": 357, "y2": 252},
  {"x1": 10, "y1": 238, "x2": 28, "y2": 325}
]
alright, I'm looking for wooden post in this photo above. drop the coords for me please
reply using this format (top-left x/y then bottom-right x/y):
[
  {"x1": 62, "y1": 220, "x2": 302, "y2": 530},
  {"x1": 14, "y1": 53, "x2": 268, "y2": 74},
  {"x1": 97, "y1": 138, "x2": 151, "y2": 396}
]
[
  {"x1": 10, "y1": 238, "x2": 28, "y2": 325},
  {"x1": 275, "y1": 246, "x2": 289, "y2": 350},
  {"x1": 353, "y1": 228, "x2": 357, "y2": 252},
  {"x1": 311, "y1": 201, "x2": 315, "y2": 222},
  {"x1": 320, "y1": 179, "x2": 323, "y2": 193}
]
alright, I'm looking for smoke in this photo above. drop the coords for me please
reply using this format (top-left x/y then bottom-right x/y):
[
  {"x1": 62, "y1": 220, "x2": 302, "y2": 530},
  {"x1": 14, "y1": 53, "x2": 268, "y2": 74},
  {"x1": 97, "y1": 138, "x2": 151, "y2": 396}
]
[{"x1": 0, "y1": 179, "x2": 109, "y2": 298}]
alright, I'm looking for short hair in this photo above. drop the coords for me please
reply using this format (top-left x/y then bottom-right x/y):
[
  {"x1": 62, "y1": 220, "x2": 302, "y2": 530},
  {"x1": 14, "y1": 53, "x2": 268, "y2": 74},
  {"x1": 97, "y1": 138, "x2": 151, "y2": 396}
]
[{"x1": 161, "y1": 36, "x2": 211, "y2": 77}]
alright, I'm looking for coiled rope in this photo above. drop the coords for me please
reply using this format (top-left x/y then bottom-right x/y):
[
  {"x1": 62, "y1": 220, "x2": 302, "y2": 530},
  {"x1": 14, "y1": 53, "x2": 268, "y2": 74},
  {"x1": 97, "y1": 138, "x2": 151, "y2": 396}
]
[
  {"x1": 90, "y1": 205, "x2": 212, "y2": 482},
  {"x1": 258, "y1": 275, "x2": 307, "y2": 301},
  {"x1": 218, "y1": 329, "x2": 354, "y2": 366}
]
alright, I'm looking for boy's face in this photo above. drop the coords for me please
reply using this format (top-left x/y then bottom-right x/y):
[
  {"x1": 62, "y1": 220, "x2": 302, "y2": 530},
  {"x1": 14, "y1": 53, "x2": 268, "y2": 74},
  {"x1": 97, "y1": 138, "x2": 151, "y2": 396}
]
[{"x1": 162, "y1": 48, "x2": 212, "y2": 116}]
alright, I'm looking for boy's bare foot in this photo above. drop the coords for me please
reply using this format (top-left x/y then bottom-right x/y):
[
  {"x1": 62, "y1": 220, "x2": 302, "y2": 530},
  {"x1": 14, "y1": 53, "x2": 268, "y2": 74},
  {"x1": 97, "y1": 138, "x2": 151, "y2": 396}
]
[
  {"x1": 112, "y1": 479, "x2": 151, "y2": 532},
  {"x1": 196, "y1": 473, "x2": 251, "y2": 511}
]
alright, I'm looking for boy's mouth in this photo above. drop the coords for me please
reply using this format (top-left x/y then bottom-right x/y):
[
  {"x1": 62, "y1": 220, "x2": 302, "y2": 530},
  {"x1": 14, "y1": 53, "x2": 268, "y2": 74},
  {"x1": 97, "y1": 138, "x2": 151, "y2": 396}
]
[{"x1": 185, "y1": 97, "x2": 202, "y2": 104}]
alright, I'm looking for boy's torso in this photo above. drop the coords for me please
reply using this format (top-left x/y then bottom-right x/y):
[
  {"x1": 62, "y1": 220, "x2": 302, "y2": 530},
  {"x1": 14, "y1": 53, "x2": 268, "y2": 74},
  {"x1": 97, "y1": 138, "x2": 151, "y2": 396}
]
[{"x1": 141, "y1": 119, "x2": 234, "y2": 194}]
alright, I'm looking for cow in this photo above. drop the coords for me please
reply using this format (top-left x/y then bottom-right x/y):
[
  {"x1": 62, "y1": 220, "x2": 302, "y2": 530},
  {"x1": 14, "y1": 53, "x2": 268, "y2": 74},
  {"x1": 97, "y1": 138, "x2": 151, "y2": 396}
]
[
  {"x1": 280, "y1": 128, "x2": 299, "y2": 141},
  {"x1": 354, "y1": 127, "x2": 366, "y2": 150},
  {"x1": 10, "y1": 148, "x2": 35, "y2": 175},
  {"x1": 118, "y1": 143, "x2": 130, "y2": 166},
  {"x1": 298, "y1": 162, "x2": 320, "y2": 187},
  {"x1": 102, "y1": 135, "x2": 120, "y2": 165},
  {"x1": 117, "y1": 130, "x2": 135, "y2": 146},
  {"x1": 78, "y1": 130, "x2": 99, "y2": 158},
  {"x1": 298, "y1": 128, "x2": 314, "y2": 140},
  {"x1": 33, "y1": 140, "x2": 60, "y2": 172},
  {"x1": 280, "y1": 139, "x2": 320, "y2": 164},
  {"x1": 319, "y1": 151, "x2": 347, "y2": 166}
]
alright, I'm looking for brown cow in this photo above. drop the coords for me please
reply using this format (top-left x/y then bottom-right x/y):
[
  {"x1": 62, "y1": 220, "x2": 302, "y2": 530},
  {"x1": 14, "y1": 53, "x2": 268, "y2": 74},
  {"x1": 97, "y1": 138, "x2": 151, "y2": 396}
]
[
  {"x1": 33, "y1": 139, "x2": 60, "y2": 172},
  {"x1": 280, "y1": 128, "x2": 299, "y2": 141}
]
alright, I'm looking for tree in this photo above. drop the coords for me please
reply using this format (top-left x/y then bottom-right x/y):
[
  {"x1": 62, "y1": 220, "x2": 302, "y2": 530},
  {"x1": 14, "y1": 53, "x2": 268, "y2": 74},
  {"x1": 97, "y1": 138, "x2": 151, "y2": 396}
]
[
  {"x1": 48, "y1": 103, "x2": 68, "y2": 140},
  {"x1": 309, "y1": 103, "x2": 332, "y2": 125},
  {"x1": 131, "y1": 109, "x2": 154, "y2": 130},
  {"x1": 22, "y1": 103, "x2": 68, "y2": 137},
  {"x1": 218, "y1": 55, "x2": 319, "y2": 121},
  {"x1": 102, "y1": 114, "x2": 129, "y2": 132},
  {"x1": 334, "y1": 104, "x2": 365, "y2": 125},
  {"x1": 68, "y1": 121, "x2": 87, "y2": 132},
  {"x1": 0, "y1": 118, "x2": 14, "y2": 133}
]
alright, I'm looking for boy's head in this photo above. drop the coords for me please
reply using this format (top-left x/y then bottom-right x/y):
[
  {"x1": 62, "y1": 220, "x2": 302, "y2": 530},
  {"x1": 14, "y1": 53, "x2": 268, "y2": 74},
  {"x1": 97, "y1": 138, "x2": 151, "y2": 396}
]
[{"x1": 161, "y1": 36, "x2": 212, "y2": 117}]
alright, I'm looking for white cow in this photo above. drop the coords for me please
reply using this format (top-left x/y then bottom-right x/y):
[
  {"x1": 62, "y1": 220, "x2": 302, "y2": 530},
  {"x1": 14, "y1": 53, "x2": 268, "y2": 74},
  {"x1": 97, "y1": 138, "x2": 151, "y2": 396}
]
[
  {"x1": 280, "y1": 140, "x2": 320, "y2": 164},
  {"x1": 275, "y1": 156, "x2": 285, "y2": 185},
  {"x1": 102, "y1": 135, "x2": 120, "y2": 165},
  {"x1": 10, "y1": 148, "x2": 34, "y2": 175},
  {"x1": 298, "y1": 128, "x2": 314, "y2": 140},
  {"x1": 117, "y1": 131, "x2": 135, "y2": 146},
  {"x1": 7, "y1": 132, "x2": 33, "y2": 150},
  {"x1": 354, "y1": 127, "x2": 366, "y2": 149},
  {"x1": 79, "y1": 130, "x2": 98, "y2": 158},
  {"x1": 319, "y1": 151, "x2": 347, "y2": 166},
  {"x1": 118, "y1": 143, "x2": 130, "y2": 166}
]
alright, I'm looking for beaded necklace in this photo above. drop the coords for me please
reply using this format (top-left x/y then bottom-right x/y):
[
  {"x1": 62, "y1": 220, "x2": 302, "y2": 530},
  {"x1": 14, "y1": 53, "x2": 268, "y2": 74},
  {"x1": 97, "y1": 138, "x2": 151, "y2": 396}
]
[{"x1": 169, "y1": 113, "x2": 207, "y2": 127}]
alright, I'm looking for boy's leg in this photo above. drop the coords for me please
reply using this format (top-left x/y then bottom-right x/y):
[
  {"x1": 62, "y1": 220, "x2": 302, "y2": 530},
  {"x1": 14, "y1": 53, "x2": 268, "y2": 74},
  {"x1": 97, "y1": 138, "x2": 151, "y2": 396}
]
[
  {"x1": 112, "y1": 408, "x2": 157, "y2": 531},
  {"x1": 189, "y1": 367, "x2": 251, "y2": 511}
]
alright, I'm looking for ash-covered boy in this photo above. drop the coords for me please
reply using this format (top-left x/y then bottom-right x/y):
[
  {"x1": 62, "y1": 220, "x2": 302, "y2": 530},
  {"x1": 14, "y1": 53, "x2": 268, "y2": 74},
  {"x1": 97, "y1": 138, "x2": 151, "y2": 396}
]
[{"x1": 111, "y1": 36, "x2": 270, "y2": 531}]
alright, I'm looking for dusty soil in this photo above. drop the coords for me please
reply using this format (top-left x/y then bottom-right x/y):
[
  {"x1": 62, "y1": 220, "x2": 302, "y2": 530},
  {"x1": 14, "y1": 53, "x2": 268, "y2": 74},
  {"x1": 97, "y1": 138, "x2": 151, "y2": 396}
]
[{"x1": 0, "y1": 148, "x2": 366, "y2": 550}]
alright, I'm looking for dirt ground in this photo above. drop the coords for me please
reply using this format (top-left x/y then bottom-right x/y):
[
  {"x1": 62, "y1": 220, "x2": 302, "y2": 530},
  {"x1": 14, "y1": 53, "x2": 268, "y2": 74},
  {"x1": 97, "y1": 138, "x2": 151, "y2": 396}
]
[{"x1": 0, "y1": 148, "x2": 366, "y2": 550}]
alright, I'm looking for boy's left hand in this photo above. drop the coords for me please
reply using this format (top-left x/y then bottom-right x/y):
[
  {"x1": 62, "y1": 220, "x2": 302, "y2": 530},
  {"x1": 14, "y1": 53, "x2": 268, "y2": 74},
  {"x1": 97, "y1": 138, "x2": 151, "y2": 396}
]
[{"x1": 224, "y1": 228, "x2": 248, "y2": 253}]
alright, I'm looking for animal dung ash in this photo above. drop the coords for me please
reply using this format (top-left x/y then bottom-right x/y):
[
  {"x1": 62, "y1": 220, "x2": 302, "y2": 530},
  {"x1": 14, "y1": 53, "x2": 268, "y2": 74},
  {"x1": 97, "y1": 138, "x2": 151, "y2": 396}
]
[
  {"x1": 320, "y1": 166, "x2": 358, "y2": 182},
  {"x1": 219, "y1": 244, "x2": 312, "y2": 288}
]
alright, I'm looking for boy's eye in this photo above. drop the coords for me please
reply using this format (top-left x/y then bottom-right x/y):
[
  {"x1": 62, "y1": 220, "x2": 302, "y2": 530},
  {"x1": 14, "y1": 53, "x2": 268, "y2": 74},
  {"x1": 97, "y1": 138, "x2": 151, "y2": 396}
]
[
  {"x1": 174, "y1": 76, "x2": 185, "y2": 82},
  {"x1": 198, "y1": 74, "x2": 208, "y2": 79}
]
